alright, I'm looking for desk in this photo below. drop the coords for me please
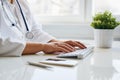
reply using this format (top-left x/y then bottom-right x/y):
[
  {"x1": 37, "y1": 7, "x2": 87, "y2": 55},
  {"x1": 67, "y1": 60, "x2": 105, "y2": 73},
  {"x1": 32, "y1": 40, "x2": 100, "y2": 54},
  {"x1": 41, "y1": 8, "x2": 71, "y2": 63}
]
[{"x1": 0, "y1": 40, "x2": 120, "y2": 80}]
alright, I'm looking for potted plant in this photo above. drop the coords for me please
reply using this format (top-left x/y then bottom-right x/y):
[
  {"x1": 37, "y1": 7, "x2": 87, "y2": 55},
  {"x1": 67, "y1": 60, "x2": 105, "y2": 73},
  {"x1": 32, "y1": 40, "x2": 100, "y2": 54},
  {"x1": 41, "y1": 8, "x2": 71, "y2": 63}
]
[{"x1": 91, "y1": 11, "x2": 120, "y2": 48}]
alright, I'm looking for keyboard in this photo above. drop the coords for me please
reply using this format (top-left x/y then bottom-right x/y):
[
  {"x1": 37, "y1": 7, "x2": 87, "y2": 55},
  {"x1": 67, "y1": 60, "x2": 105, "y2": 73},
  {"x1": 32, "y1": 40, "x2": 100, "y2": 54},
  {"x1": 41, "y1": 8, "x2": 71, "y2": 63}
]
[{"x1": 57, "y1": 47, "x2": 94, "y2": 59}]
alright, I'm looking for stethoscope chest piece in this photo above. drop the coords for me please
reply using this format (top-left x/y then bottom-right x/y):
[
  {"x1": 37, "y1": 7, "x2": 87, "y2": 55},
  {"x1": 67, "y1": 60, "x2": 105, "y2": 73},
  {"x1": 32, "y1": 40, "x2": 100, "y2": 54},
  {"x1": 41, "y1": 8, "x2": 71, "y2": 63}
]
[{"x1": 26, "y1": 32, "x2": 34, "y2": 39}]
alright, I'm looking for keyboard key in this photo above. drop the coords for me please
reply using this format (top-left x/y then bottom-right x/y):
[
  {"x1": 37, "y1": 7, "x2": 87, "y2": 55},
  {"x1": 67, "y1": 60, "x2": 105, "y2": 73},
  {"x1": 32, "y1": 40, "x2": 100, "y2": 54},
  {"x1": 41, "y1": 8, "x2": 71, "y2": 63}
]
[{"x1": 57, "y1": 47, "x2": 94, "y2": 59}]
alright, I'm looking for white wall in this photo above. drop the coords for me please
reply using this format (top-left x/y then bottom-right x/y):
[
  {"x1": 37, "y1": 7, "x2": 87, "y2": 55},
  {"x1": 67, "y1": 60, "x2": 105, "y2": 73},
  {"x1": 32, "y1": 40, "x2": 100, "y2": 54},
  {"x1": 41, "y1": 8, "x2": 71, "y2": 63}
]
[{"x1": 42, "y1": 24, "x2": 120, "y2": 40}]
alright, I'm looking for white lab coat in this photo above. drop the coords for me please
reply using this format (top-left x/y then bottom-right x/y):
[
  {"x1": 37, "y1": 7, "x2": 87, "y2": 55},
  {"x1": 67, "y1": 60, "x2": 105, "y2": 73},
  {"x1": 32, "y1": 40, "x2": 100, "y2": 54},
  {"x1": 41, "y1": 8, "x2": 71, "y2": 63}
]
[{"x1": 0, "y1": 0, "x2": 54, "y2": 56}]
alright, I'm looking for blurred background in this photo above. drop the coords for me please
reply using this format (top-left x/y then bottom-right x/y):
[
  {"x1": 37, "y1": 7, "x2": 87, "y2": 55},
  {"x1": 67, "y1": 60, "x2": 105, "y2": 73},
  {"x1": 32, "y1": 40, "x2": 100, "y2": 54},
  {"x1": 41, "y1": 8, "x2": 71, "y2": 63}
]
[{"x1": 27, "y1": 0, "x2": 120, "y2": 40}]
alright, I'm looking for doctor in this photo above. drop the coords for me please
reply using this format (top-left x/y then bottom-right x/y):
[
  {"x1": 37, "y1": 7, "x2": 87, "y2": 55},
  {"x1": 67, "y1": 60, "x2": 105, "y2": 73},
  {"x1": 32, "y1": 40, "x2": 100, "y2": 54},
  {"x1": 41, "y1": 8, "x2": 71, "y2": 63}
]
[{"x1": 0, "y1": 0, "x2": 86, "y2": 56}]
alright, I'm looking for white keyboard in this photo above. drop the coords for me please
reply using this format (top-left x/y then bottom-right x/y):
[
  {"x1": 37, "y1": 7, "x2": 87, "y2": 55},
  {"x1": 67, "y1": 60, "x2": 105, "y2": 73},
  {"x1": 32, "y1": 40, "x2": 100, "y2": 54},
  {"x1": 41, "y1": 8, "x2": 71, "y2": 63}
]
[{"x1": 57, "y1": 47, "x2": 94, "y2": 59}]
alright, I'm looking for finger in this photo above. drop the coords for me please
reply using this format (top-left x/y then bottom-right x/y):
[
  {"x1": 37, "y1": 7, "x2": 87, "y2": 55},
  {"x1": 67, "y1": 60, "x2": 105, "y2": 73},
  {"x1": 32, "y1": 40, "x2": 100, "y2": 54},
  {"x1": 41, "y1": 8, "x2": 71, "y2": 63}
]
[
  {"x1": 57, "y1": 47, "x2": 70, "y2": 53},
  {"x1": 76, "y1": 41, "x2": 87, "y2": 48},
  {"x1": 55, "y1": 42, "x2": 75, "y2": 51},
  {"x1": 74, "y1": 41, "x2": 86, "y2": 49},
  {"x1": 65, "y1": 40, "x2": 86, "y2": 49},
  {"x1": 58, "y1": 44, "x2": 75, "y2": 52},
  {"x1": 64, "y1": 43, "x2": 76, "y2": 51},
  {"x1": 64, "y1": 40, "x2": 74, "y2": 46},
  {"x1": 61, "y1": 43, "x2": 76, "y2": 50}
]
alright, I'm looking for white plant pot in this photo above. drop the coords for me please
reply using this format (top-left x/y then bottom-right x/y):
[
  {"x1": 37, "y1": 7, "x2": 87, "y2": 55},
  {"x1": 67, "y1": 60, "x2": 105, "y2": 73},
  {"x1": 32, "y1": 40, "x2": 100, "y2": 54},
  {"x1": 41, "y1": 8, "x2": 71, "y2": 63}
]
[{"x1": 94, "y1": 29, "x2": 114, "y2": 48}]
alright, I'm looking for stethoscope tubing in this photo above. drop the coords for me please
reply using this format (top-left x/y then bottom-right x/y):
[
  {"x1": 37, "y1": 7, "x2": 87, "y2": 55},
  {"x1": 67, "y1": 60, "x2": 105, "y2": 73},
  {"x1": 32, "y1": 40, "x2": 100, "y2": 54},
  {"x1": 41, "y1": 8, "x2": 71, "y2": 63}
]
[
  {"x1": 16, "y1": 0, "x2": 29, "y2": 32},
  {"x1": 1, "y1": 0, "x2": 34, "y2": 39},
  {"x1": 1, "y1": 0, "x2": 29, "y2": 32}
]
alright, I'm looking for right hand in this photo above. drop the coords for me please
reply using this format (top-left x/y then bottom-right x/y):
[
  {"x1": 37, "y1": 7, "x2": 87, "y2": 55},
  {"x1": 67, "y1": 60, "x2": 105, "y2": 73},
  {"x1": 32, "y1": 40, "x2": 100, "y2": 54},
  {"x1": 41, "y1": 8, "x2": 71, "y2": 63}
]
[{"x1": 42, "y1": 42, "x2": 76, "y2": 54}]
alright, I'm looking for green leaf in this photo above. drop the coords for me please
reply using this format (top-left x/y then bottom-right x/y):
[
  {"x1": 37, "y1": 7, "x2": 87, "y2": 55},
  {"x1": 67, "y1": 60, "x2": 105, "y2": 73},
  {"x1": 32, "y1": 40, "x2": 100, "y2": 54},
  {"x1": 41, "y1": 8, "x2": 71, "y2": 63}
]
[{"x1": 90, "y1": 10, "x2": 120, "y2": 29}]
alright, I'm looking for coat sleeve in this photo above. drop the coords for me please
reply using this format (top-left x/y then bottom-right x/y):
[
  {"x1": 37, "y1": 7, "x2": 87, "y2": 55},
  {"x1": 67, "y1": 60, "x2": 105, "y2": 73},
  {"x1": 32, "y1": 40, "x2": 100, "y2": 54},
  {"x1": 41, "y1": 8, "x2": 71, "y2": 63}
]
[
  {"x1": 0, "y1": 2, "x2": 26, "y2": 56},
  {"x1": 21, "y1": 0, "x2": 56, "y2": 43},
  {"x1": 0, "y1": 35, "x2": 26, "y2": 57}
]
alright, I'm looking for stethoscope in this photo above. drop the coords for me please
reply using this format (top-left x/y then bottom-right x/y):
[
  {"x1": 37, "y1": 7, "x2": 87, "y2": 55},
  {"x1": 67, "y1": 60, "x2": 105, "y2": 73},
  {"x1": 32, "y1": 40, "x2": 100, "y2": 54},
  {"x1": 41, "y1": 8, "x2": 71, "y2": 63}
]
[{"x1": 1, "y1": 0, "x2": 34, "y2": 39}]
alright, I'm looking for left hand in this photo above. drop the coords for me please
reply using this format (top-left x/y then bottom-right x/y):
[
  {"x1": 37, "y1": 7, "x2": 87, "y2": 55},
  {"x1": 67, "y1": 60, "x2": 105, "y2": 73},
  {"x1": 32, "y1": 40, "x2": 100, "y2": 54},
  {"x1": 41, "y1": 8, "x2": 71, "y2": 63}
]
[
  {"x1": 62, "y1": 40, "x2": 86, "y2": 49},
  {"x1": 49, "y1": 39, "x2": 87, "y2": 50}
]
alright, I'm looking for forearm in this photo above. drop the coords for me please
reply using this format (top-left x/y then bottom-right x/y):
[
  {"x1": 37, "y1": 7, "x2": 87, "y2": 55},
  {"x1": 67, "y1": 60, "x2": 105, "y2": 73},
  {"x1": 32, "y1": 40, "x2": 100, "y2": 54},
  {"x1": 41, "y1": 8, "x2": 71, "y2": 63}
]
[
  {"x1": 22, "y1": 42, "x2": 44, "y2": 55},
  {"x1": 22, "y1": 39, "x2": 58, "y2": 55}
]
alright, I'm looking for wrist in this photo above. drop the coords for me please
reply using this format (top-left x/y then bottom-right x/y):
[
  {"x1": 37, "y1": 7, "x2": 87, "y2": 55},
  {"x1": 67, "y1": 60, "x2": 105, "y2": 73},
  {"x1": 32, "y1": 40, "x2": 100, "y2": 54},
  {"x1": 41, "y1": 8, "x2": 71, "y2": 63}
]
[{"x1": 40, "y1": 43, "x2": 45, "y2": 51}]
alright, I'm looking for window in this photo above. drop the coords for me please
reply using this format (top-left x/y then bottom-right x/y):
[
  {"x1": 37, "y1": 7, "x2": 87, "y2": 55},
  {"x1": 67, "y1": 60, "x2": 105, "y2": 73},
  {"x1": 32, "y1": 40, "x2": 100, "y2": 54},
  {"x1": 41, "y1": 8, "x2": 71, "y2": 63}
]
[
  {"x1": 28, "y1": 0, "x2": 92, "y2": 24},
  {"x1": 28, "y1": 0, "x2": 120, "y2": 24},
  {"x1": 93, "y1": 0, "x2": 120, "y2": 20},
  {"x1": 27, "y1": 0, "x2": 120, "y2": 40},
  {"x1": 93, "y1": 0, "x2": 120, "y2": 15}
]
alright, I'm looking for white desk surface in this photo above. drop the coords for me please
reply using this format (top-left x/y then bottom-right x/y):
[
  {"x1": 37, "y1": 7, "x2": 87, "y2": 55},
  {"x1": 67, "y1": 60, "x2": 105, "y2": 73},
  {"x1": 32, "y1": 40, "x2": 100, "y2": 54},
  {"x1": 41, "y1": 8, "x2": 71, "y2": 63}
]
[{"x1": 0, "y1": 40, "x2": 120, "y2": 80}]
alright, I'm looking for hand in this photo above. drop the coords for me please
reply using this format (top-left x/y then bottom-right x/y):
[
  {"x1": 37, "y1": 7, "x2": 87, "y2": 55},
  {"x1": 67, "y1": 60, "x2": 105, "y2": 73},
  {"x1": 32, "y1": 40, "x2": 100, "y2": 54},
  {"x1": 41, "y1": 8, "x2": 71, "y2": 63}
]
[
  {"x1": 42, "y1": 42, "x2": 75, "y2": 54},
  {"x1": 49, "y1": 39, "x2": 86, "y2": 49},
  {"x1": 63, "y1": 40, "x2": 86, "y2": 49}
]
